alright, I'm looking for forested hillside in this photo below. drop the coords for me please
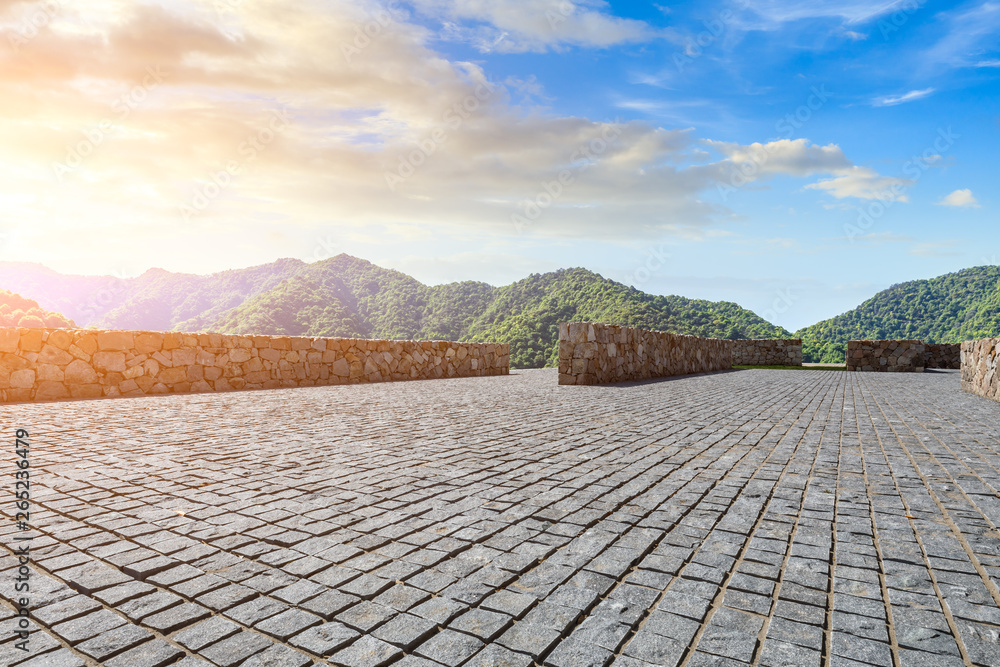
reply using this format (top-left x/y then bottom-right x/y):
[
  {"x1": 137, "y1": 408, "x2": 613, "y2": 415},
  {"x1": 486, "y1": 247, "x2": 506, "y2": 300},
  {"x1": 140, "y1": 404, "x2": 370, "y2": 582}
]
[
  {"x1": 796, "y1": 266, "x2": 1000, "y2": 362},
  {"x1": 211, "y1": 258, "x2": 788, "y2": 368},
  {"x1": 0, "y1": 289, "x2": 74, "y2": 328},
  {"x1": 464, "y1": 268, "x2": 788, "y2": 367},
  {"x1": 6, "y1": 256, "x2": 996, "y2": 368},
  {"x1": 0, "y1": 255, "x2": 787, "y2": 368}
]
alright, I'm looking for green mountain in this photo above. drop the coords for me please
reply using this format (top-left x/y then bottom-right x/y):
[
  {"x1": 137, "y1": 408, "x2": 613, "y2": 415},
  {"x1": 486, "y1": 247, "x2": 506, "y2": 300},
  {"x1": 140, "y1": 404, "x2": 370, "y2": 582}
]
[
  {"x1": 463, "y1": 267, "x2": 789, "y2": 368},
  {"x1": 795, "y1": 266, "x2": 1000, "y2": 362},
  {"x1": 0, "y1": 255, "x2": 788, "y2": 368},
  {"x1": 203, "y1": 257, "x2": 789, "y2": 368},
  {"x1": 0, "y1": 289, "x2": 74, "y2": 328}
]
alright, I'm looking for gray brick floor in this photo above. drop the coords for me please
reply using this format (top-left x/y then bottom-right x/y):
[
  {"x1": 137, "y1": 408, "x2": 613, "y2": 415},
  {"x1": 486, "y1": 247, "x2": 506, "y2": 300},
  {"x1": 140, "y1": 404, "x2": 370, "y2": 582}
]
[{"x1": 2, "y1": 368, "x2": 1000, "y2": 666}]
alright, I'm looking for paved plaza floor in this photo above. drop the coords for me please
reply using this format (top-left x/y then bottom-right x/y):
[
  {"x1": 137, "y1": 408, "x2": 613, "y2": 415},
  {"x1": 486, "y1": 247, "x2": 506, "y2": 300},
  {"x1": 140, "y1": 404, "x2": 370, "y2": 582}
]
[{"x1": 2, "y1": 368, "x2": 1000, "y2": 667}]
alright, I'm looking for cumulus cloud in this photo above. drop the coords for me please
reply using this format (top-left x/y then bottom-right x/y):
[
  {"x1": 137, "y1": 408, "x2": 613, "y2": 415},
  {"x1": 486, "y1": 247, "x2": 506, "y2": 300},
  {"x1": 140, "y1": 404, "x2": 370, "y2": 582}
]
[
  {"x1": 706, "y1": 139, "x2": 907, "y2": 202},
  {"x1": 409, "y1": 0, "x2": 656, "y2": 52},
  {"x1": 707, "y1": 139, "x2": 852, "y2": 177},
  {"x1": 936, "y1": 188, "x2": 980, "y2": 207}
]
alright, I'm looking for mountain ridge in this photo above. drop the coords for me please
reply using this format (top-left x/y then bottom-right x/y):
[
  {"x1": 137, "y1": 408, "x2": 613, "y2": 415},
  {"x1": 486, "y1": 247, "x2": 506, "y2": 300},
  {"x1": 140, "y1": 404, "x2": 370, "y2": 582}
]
[
  {"x1": 795, "y1": 265, "x2": 1000, "y2": 362},
  {"x1": 4, "y1": 257, "x2": 998, "y2": 368},
  {"x1": 0, "y1": 255, "x2": 788, "y2": 368}
]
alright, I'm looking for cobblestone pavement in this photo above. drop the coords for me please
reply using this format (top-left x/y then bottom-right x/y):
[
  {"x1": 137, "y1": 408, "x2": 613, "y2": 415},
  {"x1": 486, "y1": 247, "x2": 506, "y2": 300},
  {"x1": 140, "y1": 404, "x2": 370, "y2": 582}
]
[{"x1": 2, "y1": 368, "x2": 1000, "y2": 667}]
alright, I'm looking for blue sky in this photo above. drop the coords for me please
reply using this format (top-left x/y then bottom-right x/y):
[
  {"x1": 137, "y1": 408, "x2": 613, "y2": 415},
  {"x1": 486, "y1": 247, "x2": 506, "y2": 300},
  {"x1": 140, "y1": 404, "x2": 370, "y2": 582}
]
[
  {"x1": 0, "y1": 0, "x2": 997, "y2": 330},
  {"x1": 389, "y1": 0, "x2": 999, "y2": 330}
]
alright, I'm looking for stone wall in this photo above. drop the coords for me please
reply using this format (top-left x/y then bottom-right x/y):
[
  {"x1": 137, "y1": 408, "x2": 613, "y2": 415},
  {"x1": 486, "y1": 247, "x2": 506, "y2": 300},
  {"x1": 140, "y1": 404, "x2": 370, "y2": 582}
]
[
  {"x1": 731, "y1": 339, "x2": 803, "y2": 366},
  {"x1": 847, "y1": 340, "x2": 925, "y2": 372},
  {"x1": 0, "y1": 328, "x2": 509, "y2": 403},
  {"x1": 961, "y1": 338, "x2": 999, "y2": 402},
  {"x1": 558, "y1": 322, "x2": 733, "y2": 385},
  {"x1": 925, "y1": 343, "x2": 962, "y2": 370}
]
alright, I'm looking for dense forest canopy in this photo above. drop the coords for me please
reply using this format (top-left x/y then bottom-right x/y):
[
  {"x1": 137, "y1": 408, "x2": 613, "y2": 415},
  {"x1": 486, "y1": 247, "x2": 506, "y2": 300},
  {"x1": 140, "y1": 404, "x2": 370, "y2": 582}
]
[
  {"x1": 0, "y1": 289, "x2": 74, "y2": 328},
  {"x1": 796, "y1": 266, "x2": 1000, "y2": 362},
  {"x1": 208, "y1": 258, "x2": 790, "y2": 368}
]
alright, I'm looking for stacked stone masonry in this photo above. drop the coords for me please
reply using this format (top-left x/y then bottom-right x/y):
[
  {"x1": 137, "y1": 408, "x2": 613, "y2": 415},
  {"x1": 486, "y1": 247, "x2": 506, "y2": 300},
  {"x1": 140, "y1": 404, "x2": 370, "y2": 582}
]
[
  {"x1": 847, "y1": 339, "x2": 925, "y2": 372},
  {"x1": 962, "y1": 338, "x2": 999, "y2": 402},
  {"x1": 925, "y1": 342, "x2": 963, "y2": 369},
  {"x1": 558, "y1": 322, "x2": 733, "y2": 385},
  {"x1": 0, "y1": 327, "x2": 509, "y2": 403},
  {"x1": 730, "y1": 338, "x2": 803, "y2": 366}
]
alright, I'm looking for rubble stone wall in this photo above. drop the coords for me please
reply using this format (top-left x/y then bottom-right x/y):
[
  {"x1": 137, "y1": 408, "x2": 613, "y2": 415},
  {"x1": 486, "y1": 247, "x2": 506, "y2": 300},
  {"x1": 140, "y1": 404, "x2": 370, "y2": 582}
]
[
  {"x1": 558, "y1": 322, "x2": 733, "y2": 385},
  {"x1": 925, "y1": 343, "x2": 963, "y2": 370},
  {"x1": 847, "y1": 340, "x2": 925, "y2": 372},
  {"x1": 962, "y1": 338, "x2": 999, "y2": 402},
  {"x1": 0, "y1": 328, "x2": 509, "y2": 403},
  {"x1": 731, "y1": 339, "x2": 803, "y2": 366}
]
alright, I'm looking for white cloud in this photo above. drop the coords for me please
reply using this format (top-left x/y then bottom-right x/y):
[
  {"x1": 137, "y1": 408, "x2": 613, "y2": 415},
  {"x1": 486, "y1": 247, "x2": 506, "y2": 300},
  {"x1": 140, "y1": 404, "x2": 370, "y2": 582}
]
[
  {"x1": 0, "y1": 0, "x2": 912, "y2": 273},
  {"x1": 706, "y1": 139, "x2": 907, "y2": 202},
  {"x1": 924, "y1": 2, "x2": 1000, "y2": 68},
  {"x1": 409, "y1": 0, "x2": 657, "y2": 52},
  {"x1": 740, "y1": 0, "x2": 909, "y2": 27},
  {"x1": 804, "y1": 166, "x2": 911, "y2": 201},
  {"x1": 872, "y1": 88, "x2": 935, "y2": 107},
  {"x1": 0, "y1": 0, "x2": 711, "y2": 243},
  {"x1": 707, "y1": 139, "x2": 852, "y2": 177},
  {"x1": 936, "y1": 188, "x2": 980, "y2": 208},
  {"x1": 975, "y1": 59, "x2": 1000, "y2": 67}
]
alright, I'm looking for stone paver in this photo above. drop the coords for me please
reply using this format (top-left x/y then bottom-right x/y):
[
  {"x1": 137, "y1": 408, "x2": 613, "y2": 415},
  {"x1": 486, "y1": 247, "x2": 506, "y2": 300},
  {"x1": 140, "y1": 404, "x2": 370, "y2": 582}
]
[{"x1": 2, "y1": 368, "x2": 1000, "y2": 666}]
